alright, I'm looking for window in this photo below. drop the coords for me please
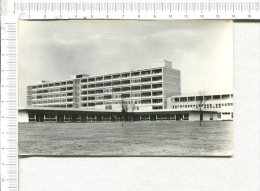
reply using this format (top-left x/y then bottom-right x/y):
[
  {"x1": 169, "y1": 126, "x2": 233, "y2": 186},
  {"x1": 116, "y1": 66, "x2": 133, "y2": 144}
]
[
  {"x1": 188, "y1": 97, "x2": 195, "y2": 101},
  {"x1": 112, "y1": 88, "x2": 121, "y2": 92},
  {"x1": 213, "y1": 95, "x2": 221, "y2": 100},
  {"x1": 152, "y1": 76, "x2": 162, "y2": 81},
  {"x1": 96, "y1": 95, "x2": 104, "y2": 100},
  {"x1": 141, "y1": 77, "x2": 151, "y2": 82},
  {"x1": 174, "y1": 98, "x2": 179, "y2": 102},
  {"x1": 88, "y1": 90, "x2": 95, "y2": 94},
  {"x1": 141, "y1": 92, "x2": 151, "y2": 97},
  {"x1": 104, "y1": 95, "x2": 112, "y2": 99},
  {"x1": 122, "y1": 87, "x2": 130, "y2": 91},
  {"x1": 112, "y1": 81, "x2": 121, "y2": 85},
  {"x1": 221, "y1": 94, "x2": 230, "y2": 99},
  {"x1": 180, "y1": 97, "x2": 187, "y2": 102},
  {"x1": 88, "y1": 97, "x2": 95, "y2": 100},
  {"x1": 152, "y1": 83, "x2": 162, "y2": 89},
  {"x1": 104, "y1": 75, "x2": 112, "y2": 80},
  {"x1": 122, "y1": 73, "x2": 130, "y2": 78},
  {"x1": 96, "y1": 76, "x2": 103, "y2": 81},
  {"x1": 113, "y1": 74, "x2": 121, "y2": 79},
  {"x1": 122, "y1": 94, "x2": 130, "y2": 98},
  {"x1": 88, "y1": 103, "x2": 95, "y2": 107},
  {"x1": 141, "y1": 85, "x2": 151, "y2": 90},
  {"x1": 81, "y1": 78, "x2": 88, "y2": 83},
  {"x1": 152, "y1": 99, "x2": 162, "y2": 103},
  {"x1": 105, "y1": 105, "x2": 112, "y2": 110},
  {"x1": 131, "y1": 71, "x2": 140, "y2": 76},
  {"x1": 104, "y1": 88, "x2": 112, "y2": 93},
  {"x1": 96, "y1": 83, "x2": 103, "y2": 87},
  {"x1": 104, "y1": 82, "x2": 112, "y2": 86},
  {"x1": 141, "y1": 70, "x2": 151, "y2": 75},
  {"x1": 88, "y1": 84, "x2": 95, "y2": 88},
  {"x1": 152, "y1": 91, "x2": 162, "y2": 96},
  {"x1": 96, "y1": 89, "x2": 103, "y2": 94},
  {"x1": 131, "y1": 93, "x2": 140, "y2": 98},
  {"x1": 122, "y1": 80, "x2": 130, "y2": 85},
  {"x1": 183, "y1": 114, "x2": 189, "y2": 120},
  {"x1": 152, "y1": 68, "x2": 162, "y2": 74},
  {"x1": 81, "y1": 97, "x2": 88, "y2": 101},
  {"x1": 141, "y1": 99, "x2": 151, "y2": 104},
  {"x1": 131, "y1": 78, "x2": 141, "y2": 84},
  {"x1": 196, "y1": 96, "x2": 203, "y2": 101},
  {"x1": 88, "y1": 78, "x2": 95, "y2": 82},
  {"x1": 113, "y1": 94, "x2": 121, "y2": 99}
]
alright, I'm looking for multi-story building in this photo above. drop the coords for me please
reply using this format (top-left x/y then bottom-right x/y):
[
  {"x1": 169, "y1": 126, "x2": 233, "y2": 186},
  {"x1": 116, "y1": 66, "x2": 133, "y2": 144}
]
[
  {"x1": 27, "y1": 61, "x2": 181, "y2": 112},
  {"x1": 167, "y1": 93, "x2": 233, "y2": 120}
]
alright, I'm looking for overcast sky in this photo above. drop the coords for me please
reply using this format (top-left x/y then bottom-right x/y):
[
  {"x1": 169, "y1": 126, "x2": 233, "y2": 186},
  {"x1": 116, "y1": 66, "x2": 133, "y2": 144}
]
[{"x1": 19, "y1": 20, "x2": 233, "y2": 108}]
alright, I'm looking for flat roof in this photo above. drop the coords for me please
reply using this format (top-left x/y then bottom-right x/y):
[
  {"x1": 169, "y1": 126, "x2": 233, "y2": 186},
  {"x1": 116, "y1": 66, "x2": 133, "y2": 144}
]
[{"x1": 19, "y1": 107, "x2": 218, "y2": 114}]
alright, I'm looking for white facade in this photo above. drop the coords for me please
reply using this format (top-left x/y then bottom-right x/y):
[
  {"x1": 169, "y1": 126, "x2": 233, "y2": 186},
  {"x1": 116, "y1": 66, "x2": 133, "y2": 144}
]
[
  {"x1": 167, "y1": 93, "x2": 233, "y2": 120},
  {"x1": 27, "y1": 61, "x2": 181, "y2": 111}
]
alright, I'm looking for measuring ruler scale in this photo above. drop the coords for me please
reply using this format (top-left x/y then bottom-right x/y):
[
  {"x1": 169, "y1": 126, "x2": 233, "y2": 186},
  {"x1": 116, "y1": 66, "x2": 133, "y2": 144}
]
[
  {"x1": 1, "y1": 1, "x2": 260, "y2": 191},
  {"x1": 8, "y1": 1, "x2": 260, "y2": 19},
  {"x1": 1, "y1": 17, "x2": 18, "y2": 191}
]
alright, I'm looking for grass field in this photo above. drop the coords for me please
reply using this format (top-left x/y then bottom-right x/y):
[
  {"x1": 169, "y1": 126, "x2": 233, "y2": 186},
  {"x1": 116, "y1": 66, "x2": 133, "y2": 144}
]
[{"x1": 18, "y1": 121, "x2": 233, "y2": 156}]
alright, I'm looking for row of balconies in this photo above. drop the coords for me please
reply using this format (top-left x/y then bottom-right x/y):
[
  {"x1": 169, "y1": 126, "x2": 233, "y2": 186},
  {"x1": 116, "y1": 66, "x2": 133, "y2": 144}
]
[
  {"x1": 80, "y1": 92, "x2": 162, "y2": 100},
  {"x1": 81, "y1": 100, "x2": 163, "y2": 107},
  {"x1": 31, "y1": 88, "x2": 74, "y2": 95},
  {"x1": 80, "y1": 95, "x2": 163, "y2": 102},
  {"x1": 32, "y1": 104, "x2": 74, "y2": 108},
  {"x1": 81, "y1": 84, "x2": 163, "y2": 95},
  {"x1": 80, "y1": 68, "x2": 162, "y2": 83},
  {"x1": 31, "y1": 81, "x2": 74, "y2": 89},
  {"x1": 32, "y1": 99, "x2": 74, "y2": 104},
  {"x1": 80, "y1": 76, "x2": 163, "y2": 88},
  {"x1": 29, "y1": 69, "x2": 163, "y2": 90},
  {"x1": 31, "y1": 94, "x2": 74, "y2": 100},
  {"x1": 173, "y1": 94, "x2": 233, "y2": 102},
  {"x1": 172, "y1": 103, "x2": 233, "y2": 110},
  {"x1": 29, "y1": 80, "x2": 163, "y2": 95}
]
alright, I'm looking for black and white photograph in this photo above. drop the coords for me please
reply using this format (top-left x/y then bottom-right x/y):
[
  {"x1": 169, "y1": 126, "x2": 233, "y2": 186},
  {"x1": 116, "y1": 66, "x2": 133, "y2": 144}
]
[{"x1": 18, "y1": 20, "x2": 233, "y2": 156}]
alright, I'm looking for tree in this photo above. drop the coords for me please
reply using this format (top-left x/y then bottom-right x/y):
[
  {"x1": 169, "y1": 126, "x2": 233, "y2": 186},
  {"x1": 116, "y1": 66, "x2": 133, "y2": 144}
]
[
  {"x1": 121, "y1": 97, "x2": 128, "y2": 126},
  {"x1": 197, "y1": 90, "x2": 206, "y2": 126}
]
